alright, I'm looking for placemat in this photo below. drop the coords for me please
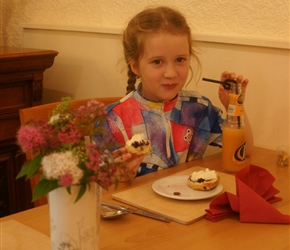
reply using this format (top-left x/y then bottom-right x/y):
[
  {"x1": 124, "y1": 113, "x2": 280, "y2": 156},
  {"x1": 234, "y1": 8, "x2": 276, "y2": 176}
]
[{"x1": 113, "y1": 166, "x2": 235, "y2": 224}]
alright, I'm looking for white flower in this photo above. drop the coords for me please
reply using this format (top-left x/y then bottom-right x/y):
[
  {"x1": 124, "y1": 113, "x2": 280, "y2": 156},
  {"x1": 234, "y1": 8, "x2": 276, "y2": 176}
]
[
  {"x1": 49, "y1": 114, "x2": 60, "y2": 124},
  {"x1": 42, "y1": 151, "x2": 83, "y2": 184},
  {"x1": 49, "y1": 113, "x2": 71, "y2": 124}
]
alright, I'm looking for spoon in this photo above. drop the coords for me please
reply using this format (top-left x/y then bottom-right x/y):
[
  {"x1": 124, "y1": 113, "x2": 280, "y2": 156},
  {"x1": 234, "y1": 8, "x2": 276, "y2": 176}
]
[{"x1": 101, "y1": 205, "x2": 130, "y2": 219}]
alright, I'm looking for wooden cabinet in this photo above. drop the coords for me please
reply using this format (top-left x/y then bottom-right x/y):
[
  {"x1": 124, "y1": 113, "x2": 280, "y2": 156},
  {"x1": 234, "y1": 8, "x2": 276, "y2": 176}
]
[{"x1": 0, "y1": 46, "x2": 58, "y2": 217}]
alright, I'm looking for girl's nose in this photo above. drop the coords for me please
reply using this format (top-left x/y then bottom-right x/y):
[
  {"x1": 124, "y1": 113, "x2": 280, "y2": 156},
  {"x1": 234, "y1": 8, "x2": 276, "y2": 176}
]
[{"x1": 164, "y1": 63, "x2": 177, "y2": 78}]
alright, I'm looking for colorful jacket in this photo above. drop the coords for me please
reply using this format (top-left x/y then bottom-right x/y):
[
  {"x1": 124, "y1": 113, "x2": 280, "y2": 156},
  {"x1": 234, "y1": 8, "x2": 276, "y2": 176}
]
[{"x1": 99, "y1": 88, "x2": 223, "y2": 176}]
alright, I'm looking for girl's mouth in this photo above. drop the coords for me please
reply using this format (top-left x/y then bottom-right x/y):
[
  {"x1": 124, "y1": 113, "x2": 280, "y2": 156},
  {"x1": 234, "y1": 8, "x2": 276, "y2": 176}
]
[{"x1": 163, "y1": 83, "x2": 177, "y2": 89}]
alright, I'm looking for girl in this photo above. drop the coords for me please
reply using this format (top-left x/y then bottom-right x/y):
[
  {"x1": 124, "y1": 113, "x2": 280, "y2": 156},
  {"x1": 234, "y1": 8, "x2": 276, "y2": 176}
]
[{"x1": 99, "y1": 6, "x2": 253, "y2": 178}]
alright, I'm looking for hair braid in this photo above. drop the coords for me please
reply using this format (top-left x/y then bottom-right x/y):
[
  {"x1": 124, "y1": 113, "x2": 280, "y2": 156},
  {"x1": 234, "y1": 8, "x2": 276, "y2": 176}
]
[{"x1": 126, "y1": 66, "x2": 137, "y2": 95}]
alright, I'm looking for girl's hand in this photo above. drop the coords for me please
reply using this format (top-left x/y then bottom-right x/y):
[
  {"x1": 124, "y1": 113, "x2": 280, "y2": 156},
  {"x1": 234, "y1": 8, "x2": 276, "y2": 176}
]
[
  {"x1": 218, "y1": 71, "x2": 249, "y2": 109},
  {"x1": 219, "y1": 71, "x2": 253, "y2": 156},
  {"x1": 112, "y1": 147, "x2": 144, "y2": 181}
]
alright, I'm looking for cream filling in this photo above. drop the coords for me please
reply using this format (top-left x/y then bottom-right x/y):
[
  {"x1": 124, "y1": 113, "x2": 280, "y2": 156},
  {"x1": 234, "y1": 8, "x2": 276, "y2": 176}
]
[{"x1": 189, "y1": 168, "x2": 217, "y2": 182}]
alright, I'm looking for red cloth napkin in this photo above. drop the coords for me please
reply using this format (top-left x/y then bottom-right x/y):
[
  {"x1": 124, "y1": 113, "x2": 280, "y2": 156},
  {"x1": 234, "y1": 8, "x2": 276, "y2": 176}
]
[{"x1": 205, "y1": 165, "x2": 290, "y2": 223}]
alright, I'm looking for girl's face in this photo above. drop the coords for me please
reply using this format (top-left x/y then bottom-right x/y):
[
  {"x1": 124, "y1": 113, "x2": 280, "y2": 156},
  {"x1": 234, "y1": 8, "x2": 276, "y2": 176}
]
[{"x1": 130, "y1": 33, "x2": 190, "y2": 102}]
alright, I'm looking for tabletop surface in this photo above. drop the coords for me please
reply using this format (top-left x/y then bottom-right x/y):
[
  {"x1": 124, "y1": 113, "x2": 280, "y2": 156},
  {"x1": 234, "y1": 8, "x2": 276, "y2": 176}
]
[{"x1": 1, "y1": 147, "x2": 290, "y2": 250}]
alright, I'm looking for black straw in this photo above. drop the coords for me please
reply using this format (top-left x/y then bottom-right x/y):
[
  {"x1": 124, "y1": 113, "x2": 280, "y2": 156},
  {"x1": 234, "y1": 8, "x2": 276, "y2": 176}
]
[
  {"x1": 202, "y1": 78, "x2": 232, "y2": 90},
  {"x1": 202, "y1": 78, "x2": 223, "y2": 84},
  {"x1": 202, "y1": 77, "x2": 240, "y2": 127}
]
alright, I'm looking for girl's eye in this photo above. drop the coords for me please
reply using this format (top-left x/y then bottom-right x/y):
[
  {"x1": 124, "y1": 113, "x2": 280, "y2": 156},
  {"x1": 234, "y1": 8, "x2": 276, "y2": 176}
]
[
  {"x1": 176, "y1": 57, "x2": 186, "y2": 63},
  {"x1": 152, "y1": 59, "x2": 162, "y2": 65}
]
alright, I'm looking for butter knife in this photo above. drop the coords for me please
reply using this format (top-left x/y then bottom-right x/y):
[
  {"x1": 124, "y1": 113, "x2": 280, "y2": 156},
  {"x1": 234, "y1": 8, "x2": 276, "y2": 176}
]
[{"x1": 101, "y1": 202, "x2": 171, "y2": 223}]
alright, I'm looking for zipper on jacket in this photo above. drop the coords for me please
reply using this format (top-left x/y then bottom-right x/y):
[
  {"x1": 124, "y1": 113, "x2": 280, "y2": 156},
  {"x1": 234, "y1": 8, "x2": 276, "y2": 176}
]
[{"x1": 161, "y1": 103, "x2": 171, "y2": 159}]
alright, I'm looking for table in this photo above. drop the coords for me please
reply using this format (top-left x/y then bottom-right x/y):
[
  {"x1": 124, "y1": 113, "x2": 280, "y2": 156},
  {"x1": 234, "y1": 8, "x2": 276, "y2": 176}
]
[
  {"x1": 1, "y1": 147, "x2": 290, "y2": 249},
  {"x1": 0, "y1": 46, "x2": 58, "y2": 216}
]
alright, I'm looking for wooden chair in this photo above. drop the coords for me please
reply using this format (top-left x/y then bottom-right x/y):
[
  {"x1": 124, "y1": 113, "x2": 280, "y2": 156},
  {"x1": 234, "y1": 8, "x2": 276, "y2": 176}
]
[{"x1": 19, "y1": 96, "x2": 121, "y2": 207}]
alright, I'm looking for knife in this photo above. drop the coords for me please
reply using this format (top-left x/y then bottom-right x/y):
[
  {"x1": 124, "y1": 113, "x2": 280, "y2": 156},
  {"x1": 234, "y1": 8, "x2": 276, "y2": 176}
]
[{"x1": 101, "y1": 202, "x2": 171, "y2": 223}]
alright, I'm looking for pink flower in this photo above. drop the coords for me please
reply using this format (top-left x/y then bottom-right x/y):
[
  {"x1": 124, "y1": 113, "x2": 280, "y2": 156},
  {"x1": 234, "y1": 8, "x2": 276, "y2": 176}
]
[
  {"x1": 17, "y1": 125, "x2": 46, "y2": 152},
  {"x1": 60, "y1": 173, "x2": 74, "y2": 186},
  {"x1": 86, "y1": 144, "x2": 102, "y2": 170},
  {"x1": 74, "y1": 100, "x2": 107, "y2": 125},
  {"x1": 99, "y1": 177, "x2": 113, "y2": 189},
  {"x1": 58, "y1": 124, "x2": 82, "y2": 144},
  {"x1": 41, "y1": 123, "x2": 61, "y2": 149}
]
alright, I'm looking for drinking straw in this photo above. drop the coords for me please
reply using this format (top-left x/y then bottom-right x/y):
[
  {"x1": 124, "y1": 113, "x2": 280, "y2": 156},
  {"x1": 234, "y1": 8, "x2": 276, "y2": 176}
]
[
  {"x1": 202, "y1": 78, "x2": 232, "y2": 90},
  {"x1": 202, "y1": 78, "x2": 241, "y2": 127}
]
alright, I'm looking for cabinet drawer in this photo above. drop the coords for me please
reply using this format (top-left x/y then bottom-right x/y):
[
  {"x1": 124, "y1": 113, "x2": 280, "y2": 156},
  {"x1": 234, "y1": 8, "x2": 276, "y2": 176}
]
[
  {"x1": 0, "y1": 80, "x2": 31, "y2": 114},
  {"x1": 0, "y1": 115, "x2": 20, "y2": 142}
]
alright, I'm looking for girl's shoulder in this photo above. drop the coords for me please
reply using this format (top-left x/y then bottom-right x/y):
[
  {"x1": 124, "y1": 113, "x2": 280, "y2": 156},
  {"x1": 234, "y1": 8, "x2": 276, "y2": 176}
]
[{"x1": 105, "y1": 92, "x2": 136, "y2": 112}]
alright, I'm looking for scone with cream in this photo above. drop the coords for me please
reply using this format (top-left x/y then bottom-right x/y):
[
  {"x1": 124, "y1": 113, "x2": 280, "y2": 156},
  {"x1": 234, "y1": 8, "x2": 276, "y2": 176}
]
[
  {"x1": 125, "y1": 134, "x2": 152, "y2": 156},
  {"x1": 187, "y1": 168, "x2": 219, "y2": 191}
]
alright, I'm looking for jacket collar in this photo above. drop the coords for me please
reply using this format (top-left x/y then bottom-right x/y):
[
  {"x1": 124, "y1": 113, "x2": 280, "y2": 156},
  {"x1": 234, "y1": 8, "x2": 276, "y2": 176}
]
[{"x1": 135, "y1": 83, "x2": 178, "y2": 111}]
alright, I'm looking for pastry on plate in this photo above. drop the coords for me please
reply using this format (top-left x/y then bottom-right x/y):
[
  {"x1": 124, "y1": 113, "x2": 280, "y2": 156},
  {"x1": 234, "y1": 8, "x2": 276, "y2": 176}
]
[{"x1": 187, "y1": 168, "x2": 219, "y2": 191}]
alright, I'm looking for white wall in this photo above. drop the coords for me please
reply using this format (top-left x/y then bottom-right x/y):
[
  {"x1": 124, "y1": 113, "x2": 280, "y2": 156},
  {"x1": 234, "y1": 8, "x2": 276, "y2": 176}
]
[
  {"x1": 23, "y1": 28, "x2": 126, "y2": 101},
  {"x1": 2, "y1": 0, "x2": 289, "y2": 47},
  {"x1": 22, "y1": 25, "x2": 289, "y2": 152}
]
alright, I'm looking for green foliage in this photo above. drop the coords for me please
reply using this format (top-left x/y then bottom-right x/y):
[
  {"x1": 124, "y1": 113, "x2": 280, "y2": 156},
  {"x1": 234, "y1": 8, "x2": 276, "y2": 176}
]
[
  {"x1": 74, "y1": 184, "x2": 87, "y2": 203},
  {"x1": 33, "y1": 179, "x2": 59, "y2": 202},
  {"x1": 16, "y1": 154, "x2": 42, "y2": 179},
  {"x1": 52, "y1": 96, "x2": 72, "y2": 116}
]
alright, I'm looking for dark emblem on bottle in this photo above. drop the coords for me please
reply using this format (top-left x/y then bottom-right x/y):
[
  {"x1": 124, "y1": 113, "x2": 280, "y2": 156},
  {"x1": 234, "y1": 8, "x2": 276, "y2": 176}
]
[{"x1": 233, "y1": 141, "x2": 246, "y2": 164}]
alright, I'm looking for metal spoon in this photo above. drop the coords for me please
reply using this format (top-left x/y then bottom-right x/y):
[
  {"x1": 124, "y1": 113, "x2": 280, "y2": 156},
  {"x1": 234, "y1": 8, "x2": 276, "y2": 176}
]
[
  {"x1": 101, "y1": 202, "x2": 171, "y2": 222},
  {"x1": 101, "y1": 205, "x2": 130, "y2": 219}
]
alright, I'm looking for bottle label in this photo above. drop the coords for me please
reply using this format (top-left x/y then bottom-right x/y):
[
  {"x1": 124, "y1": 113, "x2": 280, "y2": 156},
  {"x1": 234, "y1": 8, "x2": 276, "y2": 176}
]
[
  {"x1": 227, "y1": 93, "x2": 244, "y2": 116},
  {"x1": 233, "y1": 141, "x2": 246, "y2": 164}
]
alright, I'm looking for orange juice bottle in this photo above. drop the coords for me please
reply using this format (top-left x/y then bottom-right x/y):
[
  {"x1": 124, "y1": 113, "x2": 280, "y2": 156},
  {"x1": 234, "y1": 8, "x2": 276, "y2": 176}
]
[{"x1": 222, "y1": 81, "x2": 246, "y2": 172}]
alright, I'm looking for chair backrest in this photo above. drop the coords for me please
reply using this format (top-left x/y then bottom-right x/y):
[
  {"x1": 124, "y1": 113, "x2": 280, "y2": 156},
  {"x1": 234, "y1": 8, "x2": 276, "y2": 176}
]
[{"x1": 19, "y1": 96, "x2": 121, "y2": 207}]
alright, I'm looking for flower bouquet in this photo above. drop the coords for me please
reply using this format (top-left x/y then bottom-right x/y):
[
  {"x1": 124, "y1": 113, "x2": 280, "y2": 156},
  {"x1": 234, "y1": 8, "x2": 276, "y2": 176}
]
[{"x1": 17, "y1": 97, "x2": 118, "y2": 203}]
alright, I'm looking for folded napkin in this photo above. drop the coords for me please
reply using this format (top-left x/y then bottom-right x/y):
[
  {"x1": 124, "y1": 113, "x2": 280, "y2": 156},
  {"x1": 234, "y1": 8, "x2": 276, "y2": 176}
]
[{"x1": 205, "y1": 165, "x2": 290, "y2": 223}]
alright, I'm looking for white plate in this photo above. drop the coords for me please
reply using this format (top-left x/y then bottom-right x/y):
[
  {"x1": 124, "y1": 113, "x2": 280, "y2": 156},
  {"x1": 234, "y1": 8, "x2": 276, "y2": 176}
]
[{"x1": 152, "y1": 175, "x2": 223, "y2": 200}]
